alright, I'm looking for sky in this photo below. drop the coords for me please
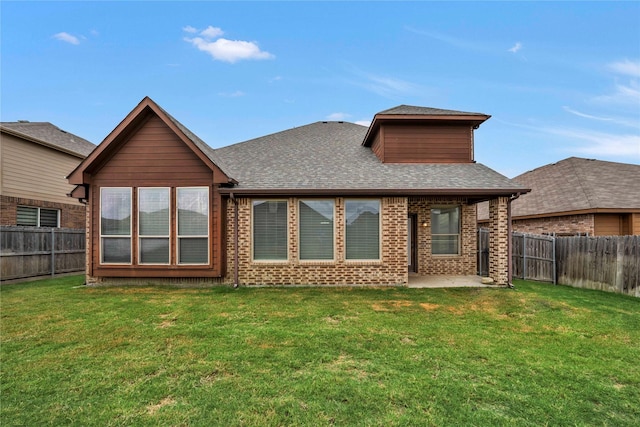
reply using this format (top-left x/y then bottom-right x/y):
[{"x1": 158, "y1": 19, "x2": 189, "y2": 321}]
[{"x1": 2, "y1": 1, "x2": 639, "y2": 178}]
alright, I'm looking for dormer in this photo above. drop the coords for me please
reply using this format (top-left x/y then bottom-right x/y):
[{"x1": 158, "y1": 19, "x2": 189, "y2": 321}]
[{"x1": 362, "y1": 105, "x2": 490, "y2": 163}]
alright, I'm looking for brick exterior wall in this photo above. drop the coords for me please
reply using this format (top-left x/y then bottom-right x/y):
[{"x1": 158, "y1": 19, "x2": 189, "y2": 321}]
[
  {"x1": 1, "y1": 195, "x2": 86, "y2": 228},
  {"x1": 226, "y1": 197, "x2": 408, "y2": 286},
  {"x1": 489, "y1": 197, "x2": 509, "y2": 286},
  {"x1": 512, "y1": 214, "x2": 595, "y2": 236},
  {"x1": 408, "y1": 197, "x2": 477, "y2": 276}
]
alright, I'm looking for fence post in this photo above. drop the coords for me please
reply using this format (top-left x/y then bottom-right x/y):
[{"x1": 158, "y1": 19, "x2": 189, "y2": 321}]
[
  {"x1": 522, "y1": 234, "x2": 527, "y2": 280},
  {"x1": 51, "y1": 228, "x2": 55, "y2": 277},
  {"x1": 552, "y1": 234, "x2": 557, "y2": 285}
]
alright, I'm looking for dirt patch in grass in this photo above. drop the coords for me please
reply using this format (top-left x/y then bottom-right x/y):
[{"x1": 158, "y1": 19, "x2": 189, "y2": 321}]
[
  {"x1": 420, "y1": 303, "x2": 440, "y2": 311},
  {"x1": 372, "y1": 300, "x2": 413, "y2": 312},
  {"x1": 146, "y1": 397, "x2": 175, "y2": 415}
]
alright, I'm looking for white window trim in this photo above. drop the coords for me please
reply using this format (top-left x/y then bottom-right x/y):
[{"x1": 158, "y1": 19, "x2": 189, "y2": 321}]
[
  {"x1": 176, "y1": 186, "x2": 210, "y2": 265},
  {"x1": 344, "y1": 198, "x2": 382, "y2": 262},
  {"x1": 298, "y1": 199, "x2": 336, "y2": 262},
  {"x1": 252, "y1": 199, "x2": 289, "y2": 263},
  {"x1": 430, "y1": 205, "x2": 461, "y2": 256},
  {"x1": 99, "y1": 187, "x2": 132, "y2": 265},
  {"x1": 138, "y1": 187, "x2": 171, "y2": 266},
  {"x1": 17, "y1": 206, "x2": 60, "y2": 228}
]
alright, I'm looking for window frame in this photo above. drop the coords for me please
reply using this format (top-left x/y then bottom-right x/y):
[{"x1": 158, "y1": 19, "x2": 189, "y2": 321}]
[
  {"x1": 298, "y1": 199, "x2": 335, "y2": 262},
  {"x1": 344, "y1": 199, "x2": 382, "y2": 261},
  {"x1": 176, "y1": 186, "x2": 210, "y2": 266},
  {"x1": 252, "y1": 199, "x2": 289, "y2": 262},
  {"x1": 99, "y1": 187, "x2": 132, "y2": 265},
  {"x1": 430, "y1": 205, "x2": 461, "y2": 256},
  {"x1": 137, "y1": 187, "x2": 171, "y2": 265},
  {"x1": 16, "y1": 206, "x2": 60, "y2": 228}
]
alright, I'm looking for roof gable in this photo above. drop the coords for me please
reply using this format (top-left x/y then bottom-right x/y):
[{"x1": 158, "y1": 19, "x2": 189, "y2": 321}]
[
  {"x1": 0, "y1": 121, "x2": 95, "y2": 158},
  {"x1": 67, "y1": 97, "x2": 234, "y2": 185}
]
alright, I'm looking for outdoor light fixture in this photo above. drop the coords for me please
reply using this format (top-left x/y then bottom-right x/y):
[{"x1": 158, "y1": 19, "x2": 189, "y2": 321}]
[{"x1": 421, "y1": 221, "x2": 428, "y2": 228}]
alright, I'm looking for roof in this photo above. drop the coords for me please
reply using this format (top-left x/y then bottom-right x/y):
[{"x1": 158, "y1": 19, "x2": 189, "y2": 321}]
[
  {"x1": 477, "y1": 157, "x2": 640, "y2": 220},
  {"x1": 362, "y1": 104, "x2": 490, "y2": 147},
  {"x1": 214, "y1": 121, "x2": 528, "y2": 197},
  {"x1": 1, "y1": 121, "x2": 95, "y2": 157},
  {"x1": 377, "y1": 105, "x2": 488, "y2": 116}
]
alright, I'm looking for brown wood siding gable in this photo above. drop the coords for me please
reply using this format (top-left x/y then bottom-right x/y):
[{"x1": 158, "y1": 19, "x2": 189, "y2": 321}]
[{"x1": 382, "y1": 124, "x2": 472, "y2": 163}]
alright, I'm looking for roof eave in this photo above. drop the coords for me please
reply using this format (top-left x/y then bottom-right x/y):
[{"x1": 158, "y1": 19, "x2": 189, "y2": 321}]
[{"x1": 219, "y1": 187, "x2": 528, "y2": 199}]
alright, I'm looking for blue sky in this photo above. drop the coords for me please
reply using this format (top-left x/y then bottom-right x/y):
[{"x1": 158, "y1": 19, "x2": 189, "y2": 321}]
[{"x1": 2, "y1": 1, "x2": 639, "y2": 177}]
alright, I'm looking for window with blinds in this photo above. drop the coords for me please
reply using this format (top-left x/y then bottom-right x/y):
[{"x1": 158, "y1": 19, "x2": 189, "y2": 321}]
[
  {"x1": 253, "y1": 200, "x2": 287, "y2": 260},
  {"x1": 100, "y1": 188, "x2": 132, "y2": 264},
  {"x1": 16, "y1": 206, "x2": 59, "y2": 227},
  {"x1": 138, "y1": 188, "x2": 170, "y2": 264},
  {"x1": 345, "y1": 200, "x2": 380, "y2": 260},
  {"x1": 177, "y1": 187, "x2": 209, "y2": 264},
  {"x1": 299, "y1": 200, "x2": 334, "y2": 260},
  {"x1": 431, "y1": 206, "x2": 460, "y2": 255}
]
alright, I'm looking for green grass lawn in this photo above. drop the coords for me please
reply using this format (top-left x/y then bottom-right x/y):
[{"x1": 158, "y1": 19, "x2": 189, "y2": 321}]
[{"x1": 1, "y1": 276, "x2": 639, "y2": 426}]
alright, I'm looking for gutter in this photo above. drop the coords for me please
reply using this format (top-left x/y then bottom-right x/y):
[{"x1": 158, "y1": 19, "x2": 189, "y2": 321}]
[{"x1": 230, "y1": 192, "x2": 239, "y2": 288}]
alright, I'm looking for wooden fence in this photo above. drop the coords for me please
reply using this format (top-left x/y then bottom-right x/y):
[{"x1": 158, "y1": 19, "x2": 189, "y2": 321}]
[
  {"x1": 478, "y1": 230, "x2": 639, "y2": 297},
  {"x1": 1, "y1": 226, "x2": 85, "y2": 282},
  {"x1": 556, "y1": 235, "x2": 639, "y2": 297}
]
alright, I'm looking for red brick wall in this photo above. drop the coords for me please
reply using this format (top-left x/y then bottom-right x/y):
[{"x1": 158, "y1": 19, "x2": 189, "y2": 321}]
[
  {"x1": 511, "y1": 214, "x2": 595, "y2": 236},
  {"x1": 1, "y1": 195, "x2": 86, "y2": 229},
  {"x1": 226, "y1": 197, "x2": 408, "y2": 286},
  {"x1": 489, "y1": 197, "x2": 509, "y2": 286},
  {"x1": 408, "y1": 197, "x2": 477, "y2": 276}
]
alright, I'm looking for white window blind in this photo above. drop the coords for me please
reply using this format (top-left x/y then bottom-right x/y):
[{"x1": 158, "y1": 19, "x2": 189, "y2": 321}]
[
  {"x1": 345, "y1": 200, "x2": 380, "y2": 260},
  {"x1": 177, "y1": 187, "x2": 209, "y2": 264},
  {"x1": 299, "y1": 200, "x2": 334, "y2": 260},
  {"x1": 100, "y1": 188, "x2": 131, "y2": 264},
  {"x1": 431, "y1": 206, "x2": 460, "y2": 255},
  {"x1": 253, "y1": 200, "x2": 287, "y2": 260},
  {"x1": 138, "y1": 188, "x2": 170, "y2": 264}
]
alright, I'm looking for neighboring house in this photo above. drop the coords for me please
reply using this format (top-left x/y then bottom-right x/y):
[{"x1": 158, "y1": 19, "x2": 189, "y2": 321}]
[
  {"x1": 1, "y1": 121, "x2": 95, "y2": 228},
  {"x1": 478, "y1": 157, "x2": 640, "y2": 236},
  {"x1": 67, "y1": 97, "x2": 528, "y2": 287}
]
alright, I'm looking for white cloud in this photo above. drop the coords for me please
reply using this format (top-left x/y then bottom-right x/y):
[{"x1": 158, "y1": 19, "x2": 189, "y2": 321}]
[
  {"x1": 183, "y1": 25, "x2": 274, "y2": 63},
  {"x1": 183, "y1": 25, "x2": 198, "y2": 34},
  {"x1": 508, "y1": 42, "x2": 522, "y2": 53},
  {"x1": 326, "y1": 112, "x2": 350, "y2": 121},
  {"x1": 564, "y1": 106, "x2": 640, "y2": 129},
  {"x1": 594, "y1": 80, "x2": 640, "y2": 106},
  {"x1": 355, "y1": 120, "x2": 372, "y2": 127},
  {"x1": 53, "y1": 32, "x2": 80, "y2": 45},
  {"x1": 358, "y1": 73, "x2": 419, "y2": 98},
  {"x1": 608, "y1": 59, "x2": 640, "y2": 78},
  {"x1": 200, "y1": 26, "x2": 224, "y2": 39},
  {"x1": 544, "y1": 127, "x2": 640, "y2": 158},
  {"x1": 563, "y1": 106, "x2": 613, "y2": 122}
]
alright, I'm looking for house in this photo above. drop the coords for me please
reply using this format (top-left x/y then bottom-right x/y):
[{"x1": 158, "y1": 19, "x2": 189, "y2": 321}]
[
  {"x1": 478, "y1": 157, "x2": 640, "y2": 236},
  {"x1": 67, "y1": 97, "x2": 528, "y2": 287},
  {"x1": 1, "y1": 121, "x2": 95, "y2": 228}
]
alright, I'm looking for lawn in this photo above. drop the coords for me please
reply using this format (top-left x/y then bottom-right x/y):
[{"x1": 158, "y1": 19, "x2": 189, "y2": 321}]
[{"x1": 1, "y1": 276, "x2": 639, "y2": 426}]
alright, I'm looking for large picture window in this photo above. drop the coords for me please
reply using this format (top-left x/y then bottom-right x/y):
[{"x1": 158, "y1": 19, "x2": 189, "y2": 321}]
[
  {"x1": 299, "y1": 200, "x2": 334, "y2": 260},
  {"x1": 345, "y1": 199, "x2": 380, "y2": 260},
  {"x1": 100, "y1": 188, "x2": 132, "y2": 264},
  {"x1": 431, "y1": 206, "x2": 460, "y2": 255},
  {"x1": 253, "y1": 200, "x2": 288, "y2": 261},
  {"x1": 138, "y1": 188, "x2": 170, "y2": 264},
  {"x1": 177, "y1": 187, "x2": 209, "y2": 264}
]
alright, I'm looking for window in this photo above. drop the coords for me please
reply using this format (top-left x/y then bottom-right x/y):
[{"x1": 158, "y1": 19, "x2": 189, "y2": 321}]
[
  {"x1": 177, "y1": 187, "x2": 209, "y2": 264},
  {"x1": 253, "y1": 200, "x2": 287, "y2": 260},
  {"x1": 16, "y1": 206, "x2": 59, "y2": 227},
  {"x1": 299, "y1": 200, "x2": 334, "y2": 260},
  {"x1": 431, "y1": 206, "x2": 460, "y2": 255},
  {"x1": 100, "y1": 188, "x2": 132, "y2": 264},
  {"x1": 138, "y1": 188, "x2": 170, "y2": 264},
  {"x1": 345, "y1": 199, "x2": 380, "y2": 260}
]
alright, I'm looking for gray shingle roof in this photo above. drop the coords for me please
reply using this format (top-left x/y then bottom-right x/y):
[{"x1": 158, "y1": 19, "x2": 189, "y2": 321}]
[
  {"x1": 478, "y1": 157, "x2": 640, "y2": 220},
  {"x1": 214, "y1": 121, "x2": 527, "y2": 195},
  {"x1": 377, "y1": 105, "x2": 487, "y2": 116},
  {"x1": 1, "y1": 121, "x2": 95, "y2": 157}
]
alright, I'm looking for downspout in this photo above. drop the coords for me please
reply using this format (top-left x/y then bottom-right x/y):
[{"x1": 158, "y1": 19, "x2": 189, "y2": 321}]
[
  {"x1": 507, "y1": 192, "x2": 522, "y2": 288},
  {"x1": 230, "y1": 192, "x2": 239, "y2": 288}
]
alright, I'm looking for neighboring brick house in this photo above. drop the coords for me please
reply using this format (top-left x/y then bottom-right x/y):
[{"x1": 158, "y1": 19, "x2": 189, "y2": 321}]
[
  {"x1": 67, "y1": 97, "x2": 528, "y2": 287},
  {"x1": 478, "y1": 157, "x2": 640, "y2": 236},
  {"x1": 1, "y1": 122, "x2": 95, "y2": 228}
]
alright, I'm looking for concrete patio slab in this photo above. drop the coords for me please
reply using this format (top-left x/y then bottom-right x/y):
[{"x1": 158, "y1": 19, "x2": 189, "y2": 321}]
[{"x1": 408, "y1": 274, "x2": 497, "y2": 288}]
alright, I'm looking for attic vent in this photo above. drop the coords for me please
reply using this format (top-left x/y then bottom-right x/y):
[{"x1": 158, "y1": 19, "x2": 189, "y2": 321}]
[{"x1": 18, "y1": 120, "x2": 30, "y2": 123}]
